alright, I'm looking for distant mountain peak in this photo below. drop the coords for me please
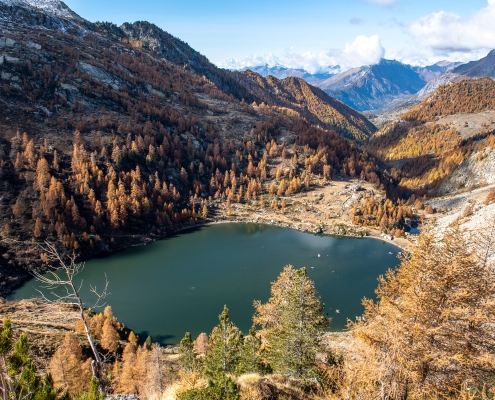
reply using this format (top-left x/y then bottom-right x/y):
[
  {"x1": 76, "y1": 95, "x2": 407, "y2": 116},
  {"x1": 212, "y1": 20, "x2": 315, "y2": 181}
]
[{"x1": 0, "y1": 0, "x2": 78, "y2": 19}]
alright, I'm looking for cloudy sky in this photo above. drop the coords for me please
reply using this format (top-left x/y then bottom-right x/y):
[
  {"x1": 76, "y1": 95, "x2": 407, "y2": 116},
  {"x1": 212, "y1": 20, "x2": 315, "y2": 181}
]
[{"x1": 64, "y1": 0, "x2": 495, "y2": 72}]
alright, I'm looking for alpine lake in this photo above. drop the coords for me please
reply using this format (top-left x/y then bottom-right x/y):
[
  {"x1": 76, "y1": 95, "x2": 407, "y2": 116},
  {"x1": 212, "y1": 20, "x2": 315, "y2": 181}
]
[{"x1": 11, "y1": 223, "x2": 401, "y2": 345}]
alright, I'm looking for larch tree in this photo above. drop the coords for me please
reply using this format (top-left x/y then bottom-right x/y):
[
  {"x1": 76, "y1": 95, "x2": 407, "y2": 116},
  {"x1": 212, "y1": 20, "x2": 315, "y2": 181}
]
[
  {"x1": 349, "y1": 222, "x2": 495, "y2": 399},
  {"x1": 114, "y1": 342, "x2": 138, "y2": 394},
  {"x1": 128, "y1": 331, "x2": 138, "y2": 347},
  {"x1": 100, "y1": 317, "x2": 119, "y2": 354},
  {"x1": 253, "y1": 265, "x2": 329, "y2": 379},
  {"x1": 49, "y1": 333, "x2": 92, "y2": 395},
  {"x1": 141, "y1": 344, "x2": 167, "y2": 399}
]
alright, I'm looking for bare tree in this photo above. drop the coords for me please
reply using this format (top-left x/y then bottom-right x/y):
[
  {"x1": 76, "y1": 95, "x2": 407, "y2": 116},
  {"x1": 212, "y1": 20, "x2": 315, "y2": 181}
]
[{"x1": 33, "y1": 241, "x2": 109, "y2": 389}]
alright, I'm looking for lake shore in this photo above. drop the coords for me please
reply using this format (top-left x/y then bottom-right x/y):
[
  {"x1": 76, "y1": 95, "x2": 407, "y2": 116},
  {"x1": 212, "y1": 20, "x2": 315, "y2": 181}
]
[
  {"x1": 0, "y1": 179, "x2": 411, "y2": 299},
  {"x1": 171, "y1": 178, "x2": 412, "y2": 251}
]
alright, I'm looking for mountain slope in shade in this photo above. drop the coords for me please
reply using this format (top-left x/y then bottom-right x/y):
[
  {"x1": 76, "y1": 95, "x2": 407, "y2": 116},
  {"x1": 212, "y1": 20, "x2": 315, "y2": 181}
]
[
  {"x1": 413, "y1": 61, "x2": 462, "y2": 82},
  {"x1": 234, "y1": 71, "x2": 377, "y2": 141},
  {"x1": 452, "y1": 50, "x2": 495, "y2": 78},
  {"x1": 316, "y1": 59, "x2": 427, "y2": 112}
]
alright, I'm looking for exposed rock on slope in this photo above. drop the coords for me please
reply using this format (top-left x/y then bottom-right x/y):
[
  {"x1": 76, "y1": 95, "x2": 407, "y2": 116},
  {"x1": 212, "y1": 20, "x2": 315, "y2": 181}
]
[
  {"x1": 439, "y1": 146, "x2": 495, "y2": 195},
  {"x1": 0, "y1": 0, "x2": 79, "y2": 19}
]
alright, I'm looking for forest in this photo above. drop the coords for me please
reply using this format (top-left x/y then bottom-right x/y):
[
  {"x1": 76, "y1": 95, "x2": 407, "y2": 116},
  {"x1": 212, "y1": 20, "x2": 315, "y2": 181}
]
[
  {"x1": 2, "y1": 222, "x2": 494, "y2": 400},
  {"x1": 2, "y1": 3, "x2": 495, "y2": 399}
]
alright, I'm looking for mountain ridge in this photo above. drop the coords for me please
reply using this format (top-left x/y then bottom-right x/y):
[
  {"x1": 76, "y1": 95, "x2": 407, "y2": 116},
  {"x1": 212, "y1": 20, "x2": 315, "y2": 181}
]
[
  {"x1": 234, "y1": 59, "x2": 463, "y2": 113},
  {"x1": 234, "y1": 71, "x2": 376, "y2": 140},
  {"x1": 0, "y1": 0, "x2": 80, "y2": 19}
]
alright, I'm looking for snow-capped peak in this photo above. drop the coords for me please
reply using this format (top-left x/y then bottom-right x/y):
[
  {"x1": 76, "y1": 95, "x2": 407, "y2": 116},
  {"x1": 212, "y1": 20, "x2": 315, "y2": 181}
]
[{"x1": 0, "y1": 0, "x2": 78, "y2": 19}]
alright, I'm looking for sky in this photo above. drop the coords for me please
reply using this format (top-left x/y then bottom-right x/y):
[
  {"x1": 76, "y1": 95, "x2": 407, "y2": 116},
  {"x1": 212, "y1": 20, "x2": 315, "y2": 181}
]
[{"x1": 63, "y1": 0, "x2": 495, "y2": 72}]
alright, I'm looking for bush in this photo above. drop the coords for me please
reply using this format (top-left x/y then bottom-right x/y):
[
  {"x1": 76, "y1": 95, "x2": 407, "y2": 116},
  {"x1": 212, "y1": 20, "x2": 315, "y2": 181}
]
[{"x1": 177, "y1": 377, "x2": 239, "y2": 400}]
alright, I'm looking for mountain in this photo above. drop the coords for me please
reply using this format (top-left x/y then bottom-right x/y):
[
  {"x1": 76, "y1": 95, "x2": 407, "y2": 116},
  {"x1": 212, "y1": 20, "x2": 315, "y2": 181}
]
[
  {"x1": 238, "y1": 60, "x2": 464, "y2": 114},
  {"x1": 246, "y1": 65, "x2": 337, "y2": 84},
  {"x1": 0, "y1": 0, "x2": 79, "y2": 19},
  {"x1": 0, "y1": 0, "x2": 382, "y2": 292},
  {"x1": 234, "y1": 71, "x2": 376, "y2": 141},
  {"x1": 314, "y1": 59, "x2": 426, "y2": 112},
  {"x1": 388, "y1": 51, "x2": 495, "y2": 110},
  {"x1": 413, "y1": 61, "x2": 462, "y2": 82},
  {"x1": 452, "y1": 50, "x2": 495, "y2": 78},
  {"x1": 368, "y1": 78, "x2": 495, "y2": 196}
]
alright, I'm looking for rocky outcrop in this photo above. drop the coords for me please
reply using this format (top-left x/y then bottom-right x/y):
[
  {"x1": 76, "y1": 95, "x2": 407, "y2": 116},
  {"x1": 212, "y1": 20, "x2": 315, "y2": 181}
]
[{"x1": 439, "y1": 146, "x2": 495, "y2": 195}]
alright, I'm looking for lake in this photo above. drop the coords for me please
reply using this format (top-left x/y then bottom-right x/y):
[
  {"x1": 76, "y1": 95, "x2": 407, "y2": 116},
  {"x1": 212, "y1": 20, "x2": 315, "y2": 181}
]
[{"x1": 11, "y1": 223, "x2": 400, "y2": 345}]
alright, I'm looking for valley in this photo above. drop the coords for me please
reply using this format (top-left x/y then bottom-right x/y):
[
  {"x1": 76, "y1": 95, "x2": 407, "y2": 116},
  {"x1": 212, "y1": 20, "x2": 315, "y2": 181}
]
[{"x1": 1, "y1": 0, "x2": 495, "y2": 399}]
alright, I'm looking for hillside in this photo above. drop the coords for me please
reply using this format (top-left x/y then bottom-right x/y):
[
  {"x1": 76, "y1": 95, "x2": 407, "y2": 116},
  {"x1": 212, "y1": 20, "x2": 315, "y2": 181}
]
[
  {"x1": 367, "y1": 78, "x2": 495, "y2": 196},
  {"x1": 0, "y1": 0, "x2": 383, "y2": 295},
  {"x1": 234, "y1": 71, "x2": 376, "y2": 141}
]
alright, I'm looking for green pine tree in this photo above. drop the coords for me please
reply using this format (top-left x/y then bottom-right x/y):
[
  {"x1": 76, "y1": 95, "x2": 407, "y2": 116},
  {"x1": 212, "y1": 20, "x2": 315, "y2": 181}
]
[
  {"x1": 74, "y1": 377, "x2": 103, "y2": 400},
  {"x1": 0, "y1": 318, "x2": 67, "y2": 400},
  {"x1": 253, "y1": 266, "x2": 329, "y2": 379},
  {"x1": 145, "y1": 336, "x2": 152, "y2": 351},
  {"x1": 178, "y1": 332, "x2": 200, "y2": 374},
  {"x1": 235, "y1": 326, "x2": 269, "y2": 376},
  {"x1": 204, "y1": 306, "x2": 242, "y2": 379}
]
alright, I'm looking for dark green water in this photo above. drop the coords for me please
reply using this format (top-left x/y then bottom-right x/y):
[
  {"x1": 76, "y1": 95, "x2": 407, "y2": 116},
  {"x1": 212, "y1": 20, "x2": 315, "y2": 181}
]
[{"x1": 11, "y1": 223, "x2": 400, "y2": 345}]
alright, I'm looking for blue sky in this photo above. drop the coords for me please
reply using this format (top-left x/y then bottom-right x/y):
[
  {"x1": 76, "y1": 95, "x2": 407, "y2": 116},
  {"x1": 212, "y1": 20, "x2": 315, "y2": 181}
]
[{"x1": 64, "y1": 0, "x2": 495, "y2": 71}]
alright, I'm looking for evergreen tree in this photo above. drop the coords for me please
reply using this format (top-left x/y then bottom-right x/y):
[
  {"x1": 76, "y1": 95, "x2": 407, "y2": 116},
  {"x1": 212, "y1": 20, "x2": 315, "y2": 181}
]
[
  {"x1": 74, "y1": 377, "x2": 103, "y2": 400},
  {"x1": 235, "y1": 326, "x2": 269, "y2": 376},
  {"x1": 1, "y1": 319, "x2": 67, "y2": 400},
  {"x1": 254, "y1": 266, "x2": 329, "y2": 379},
  {"x1": 204, "y1": 306, "x2": 242, "y2": 380},
  {"x1": 178, "y1": 332, "x2": 199, "y2": 374},
  {"x1": 145, "y1": 336, "x2": 152, "y2": 351}
]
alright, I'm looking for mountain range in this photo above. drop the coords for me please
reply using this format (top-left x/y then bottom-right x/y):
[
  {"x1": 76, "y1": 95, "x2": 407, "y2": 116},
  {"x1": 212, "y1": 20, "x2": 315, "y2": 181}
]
[
  {"x1": 240, "y1": 53, "x2": 495, "y2": 113},
  {"x1": 243, "y1": 59, "x2": 465, "y2": 112}
]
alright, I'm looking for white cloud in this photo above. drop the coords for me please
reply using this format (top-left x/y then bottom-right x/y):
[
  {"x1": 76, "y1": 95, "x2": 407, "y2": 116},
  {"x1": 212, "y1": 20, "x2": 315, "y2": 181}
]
[
  {"x1": 410, "y1": 0, "x2": 495, "y2": 52},
  {"x1": 219, "y1": 35, "x2": 384, "y2": 73},
  {"x1": 389, "y1": 45, "x2": 489, "y2": 67},
  {"x1": 342, "y1": 35, "x2": 385, "y2": 66}
]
